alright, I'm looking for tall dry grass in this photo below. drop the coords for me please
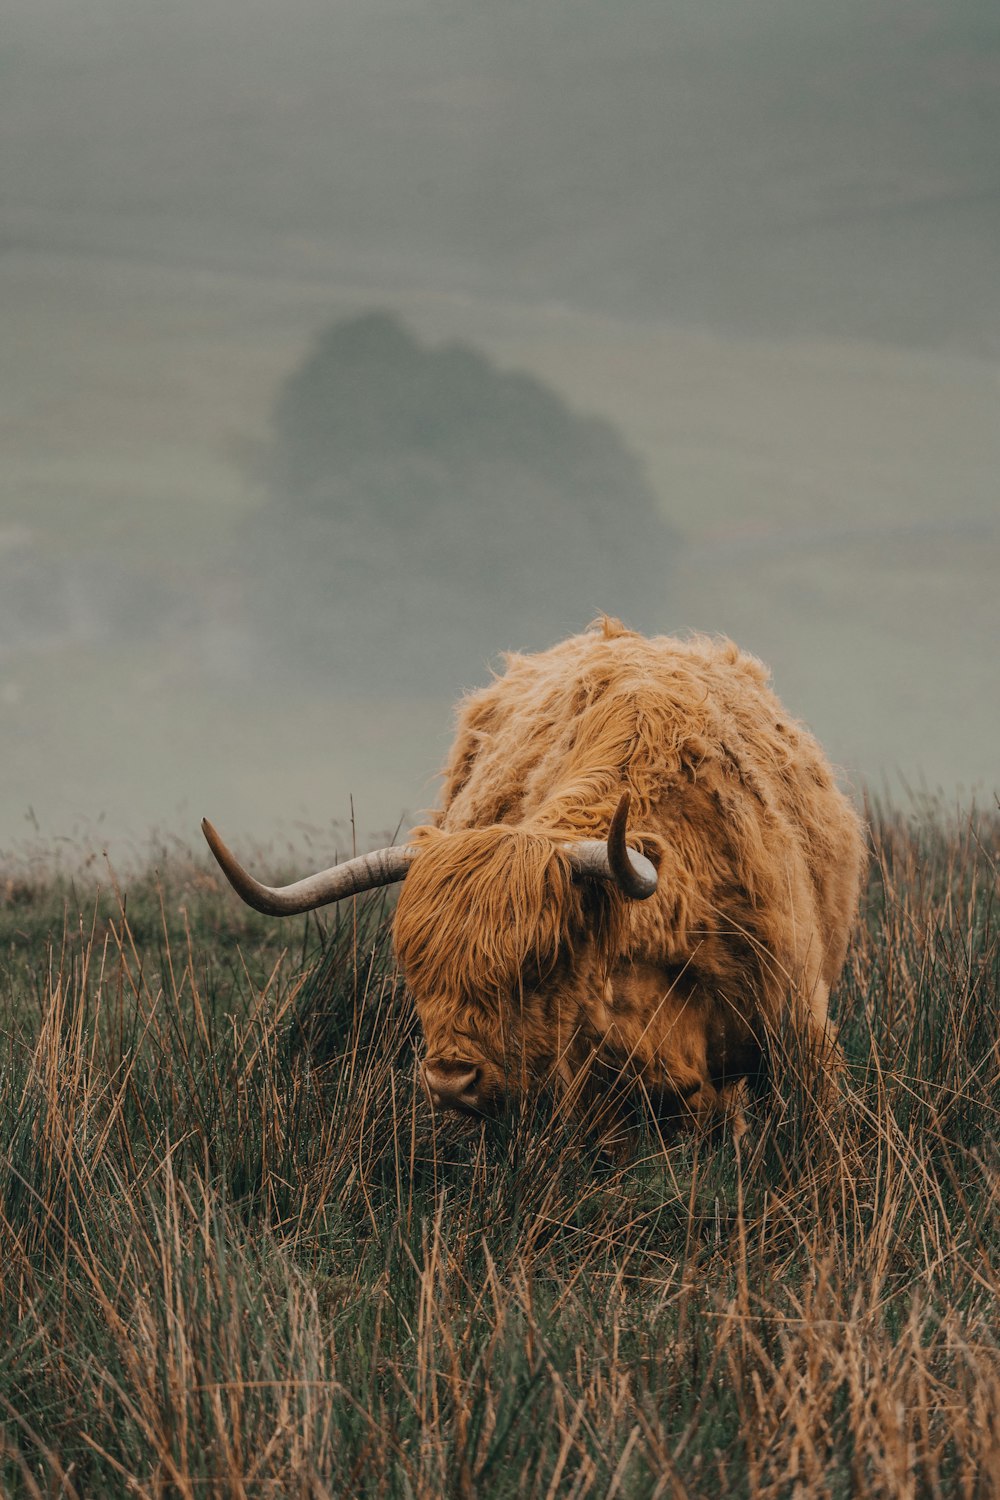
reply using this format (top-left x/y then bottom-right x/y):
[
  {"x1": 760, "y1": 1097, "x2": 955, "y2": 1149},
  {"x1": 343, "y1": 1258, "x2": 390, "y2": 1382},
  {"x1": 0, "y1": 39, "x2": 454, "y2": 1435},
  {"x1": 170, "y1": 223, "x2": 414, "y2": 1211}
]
[{"x1": 0, "y1": 802, "x2": 997, "y2": 1497}]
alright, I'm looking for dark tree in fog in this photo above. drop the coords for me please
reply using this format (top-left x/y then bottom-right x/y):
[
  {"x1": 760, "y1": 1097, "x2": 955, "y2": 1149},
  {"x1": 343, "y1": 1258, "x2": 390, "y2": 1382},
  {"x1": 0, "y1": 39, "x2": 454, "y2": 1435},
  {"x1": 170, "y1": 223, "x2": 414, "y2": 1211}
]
[{"x1": 248, "y1": 311, "x2": 677, "y2": 690}]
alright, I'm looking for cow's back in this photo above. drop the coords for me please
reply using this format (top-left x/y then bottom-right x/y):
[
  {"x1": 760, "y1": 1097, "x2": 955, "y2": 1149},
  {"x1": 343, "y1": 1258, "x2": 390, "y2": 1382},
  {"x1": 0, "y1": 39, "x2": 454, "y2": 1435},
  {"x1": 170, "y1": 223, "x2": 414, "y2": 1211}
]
[{"x1": 437, "y1": 619, "x2": 864, "y2": 1014}]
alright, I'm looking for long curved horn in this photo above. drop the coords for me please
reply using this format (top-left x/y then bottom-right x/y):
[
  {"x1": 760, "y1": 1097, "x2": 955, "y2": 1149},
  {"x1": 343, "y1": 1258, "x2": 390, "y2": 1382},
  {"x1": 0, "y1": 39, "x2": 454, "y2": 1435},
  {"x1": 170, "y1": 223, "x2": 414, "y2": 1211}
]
[
  {"x1": 562, "y1": 792, "x2": 658, "y2": 900},
  {"x1": 201, "y1": 818, "x2": 417, "y2": 916}
]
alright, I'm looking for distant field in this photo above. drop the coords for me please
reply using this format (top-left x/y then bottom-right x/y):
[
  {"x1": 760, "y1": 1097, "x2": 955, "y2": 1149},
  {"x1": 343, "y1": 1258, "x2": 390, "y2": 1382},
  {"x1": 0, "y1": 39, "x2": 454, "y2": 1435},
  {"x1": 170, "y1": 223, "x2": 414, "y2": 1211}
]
[
  {"x1": 2, "y1": 249, "x2": 998, "y2": 858},
  {"x1": 0, "y1": 803, "x2": 997, "y2": 1495}
]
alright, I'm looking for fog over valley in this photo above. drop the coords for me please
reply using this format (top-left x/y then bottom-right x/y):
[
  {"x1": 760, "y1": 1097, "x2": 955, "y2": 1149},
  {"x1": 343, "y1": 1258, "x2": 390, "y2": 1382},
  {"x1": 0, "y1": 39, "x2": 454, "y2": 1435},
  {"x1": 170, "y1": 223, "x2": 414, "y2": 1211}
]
[{"x1": 2, "y1": 0, "x2": 997, "y2": 861}]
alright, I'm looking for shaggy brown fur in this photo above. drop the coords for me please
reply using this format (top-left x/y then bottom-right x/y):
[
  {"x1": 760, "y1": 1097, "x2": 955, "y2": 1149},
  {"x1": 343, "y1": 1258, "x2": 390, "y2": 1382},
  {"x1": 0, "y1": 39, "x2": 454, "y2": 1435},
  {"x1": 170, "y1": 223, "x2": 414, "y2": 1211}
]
[{"x1": 393, "y1": 618, "x2": 865, "y2": 1135}]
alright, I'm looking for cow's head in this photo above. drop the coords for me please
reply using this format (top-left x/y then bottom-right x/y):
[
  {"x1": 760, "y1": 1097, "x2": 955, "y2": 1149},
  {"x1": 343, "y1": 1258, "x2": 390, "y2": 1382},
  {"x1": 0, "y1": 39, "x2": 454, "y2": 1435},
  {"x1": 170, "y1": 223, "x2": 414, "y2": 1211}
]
[{"x1": 202, "y1": 794, "x2": 657, "y2": 1115}]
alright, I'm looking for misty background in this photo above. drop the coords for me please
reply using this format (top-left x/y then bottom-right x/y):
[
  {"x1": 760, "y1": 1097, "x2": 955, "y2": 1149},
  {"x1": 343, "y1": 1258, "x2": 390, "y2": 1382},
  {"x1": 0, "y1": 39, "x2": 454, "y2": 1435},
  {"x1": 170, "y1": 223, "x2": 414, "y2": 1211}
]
[{"x1": 2, "y1": 0, "x2": 998, "y2": 865}]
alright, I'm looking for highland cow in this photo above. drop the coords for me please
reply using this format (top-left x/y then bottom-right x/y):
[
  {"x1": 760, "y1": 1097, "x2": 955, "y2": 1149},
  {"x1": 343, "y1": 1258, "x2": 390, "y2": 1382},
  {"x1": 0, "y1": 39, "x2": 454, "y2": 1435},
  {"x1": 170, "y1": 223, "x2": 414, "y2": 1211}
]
[{"x1": 203, "y1": 619, "x2": 865, "y2": 1142}]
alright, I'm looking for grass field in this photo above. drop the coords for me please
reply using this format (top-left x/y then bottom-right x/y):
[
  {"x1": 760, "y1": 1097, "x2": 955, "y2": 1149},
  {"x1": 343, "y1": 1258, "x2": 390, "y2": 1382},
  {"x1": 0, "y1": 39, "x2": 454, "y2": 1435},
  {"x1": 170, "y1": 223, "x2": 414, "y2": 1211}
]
[{"x1": 0, "y1": 802, "x2": 998, "y2": 1497}]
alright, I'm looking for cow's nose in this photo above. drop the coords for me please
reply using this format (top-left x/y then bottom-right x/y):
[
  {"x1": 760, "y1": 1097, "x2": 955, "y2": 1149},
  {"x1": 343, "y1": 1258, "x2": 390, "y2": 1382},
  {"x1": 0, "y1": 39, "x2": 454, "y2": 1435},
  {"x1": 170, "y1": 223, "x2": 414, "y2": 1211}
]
[{"x1": 423, "y1": 1057, "x2": 481, "y2": 1110}]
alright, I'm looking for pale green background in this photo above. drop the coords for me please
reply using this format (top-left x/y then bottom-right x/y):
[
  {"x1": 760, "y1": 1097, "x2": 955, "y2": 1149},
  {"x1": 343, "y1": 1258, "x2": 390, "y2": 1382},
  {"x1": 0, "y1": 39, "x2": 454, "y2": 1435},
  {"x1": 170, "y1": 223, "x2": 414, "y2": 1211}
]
[{"x1": 2, "y1": 0, "x2": 997, "y2": 865}]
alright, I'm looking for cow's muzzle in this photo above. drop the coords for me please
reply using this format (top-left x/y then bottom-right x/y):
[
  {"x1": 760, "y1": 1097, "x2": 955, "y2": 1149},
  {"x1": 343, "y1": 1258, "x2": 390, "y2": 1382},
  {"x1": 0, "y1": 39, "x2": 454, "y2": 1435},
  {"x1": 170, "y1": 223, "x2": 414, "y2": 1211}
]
[{"x1": 423, "y1": 1057, "x2": 483, "y2": 1114}]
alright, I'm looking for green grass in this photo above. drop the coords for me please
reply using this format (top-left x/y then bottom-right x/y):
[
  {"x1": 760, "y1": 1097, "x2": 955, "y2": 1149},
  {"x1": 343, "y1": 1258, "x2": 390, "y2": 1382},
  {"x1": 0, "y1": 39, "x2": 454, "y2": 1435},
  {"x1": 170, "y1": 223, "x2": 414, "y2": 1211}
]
[{"x1": 0, "y1": 804, "x2": 998, "y2": 1497}]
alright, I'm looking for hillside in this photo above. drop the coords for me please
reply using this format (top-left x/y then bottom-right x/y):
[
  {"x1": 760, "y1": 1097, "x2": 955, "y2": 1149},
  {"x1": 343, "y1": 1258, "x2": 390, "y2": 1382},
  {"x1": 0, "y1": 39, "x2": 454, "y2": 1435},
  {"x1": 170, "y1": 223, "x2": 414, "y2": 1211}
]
[{"x1": 1, "y1": 253, "x2": 997, "y2": 855}]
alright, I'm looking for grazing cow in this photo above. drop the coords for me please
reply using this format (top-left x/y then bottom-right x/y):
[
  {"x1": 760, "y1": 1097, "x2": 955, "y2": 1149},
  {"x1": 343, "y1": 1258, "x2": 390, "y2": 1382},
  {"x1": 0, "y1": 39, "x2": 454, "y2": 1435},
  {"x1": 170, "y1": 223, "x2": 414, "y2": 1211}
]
[{"x1": 203, "y1": 619, "x2": 864, "y2": 1141}]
